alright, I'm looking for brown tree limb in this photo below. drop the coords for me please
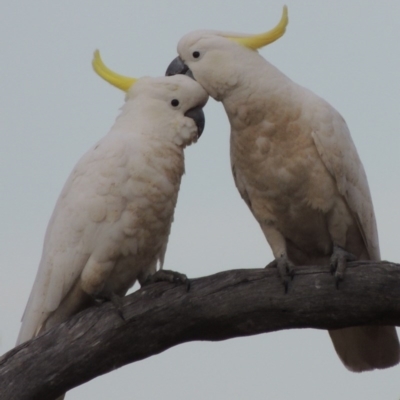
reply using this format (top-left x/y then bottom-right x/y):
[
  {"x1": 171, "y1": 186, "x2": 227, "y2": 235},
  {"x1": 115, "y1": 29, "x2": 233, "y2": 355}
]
[{"x1": 1, "y1": 261, "x2": 400, "y2": 399}]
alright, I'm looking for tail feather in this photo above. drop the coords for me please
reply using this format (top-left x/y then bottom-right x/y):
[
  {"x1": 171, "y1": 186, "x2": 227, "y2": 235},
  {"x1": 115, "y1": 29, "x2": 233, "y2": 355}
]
[{"x1": 329, "y1": 326, "x2": 400, "y2": 372}]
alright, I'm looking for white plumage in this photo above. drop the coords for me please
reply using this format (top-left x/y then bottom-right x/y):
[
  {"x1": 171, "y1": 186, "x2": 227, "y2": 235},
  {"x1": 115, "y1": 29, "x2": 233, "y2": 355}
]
[
  {"x1": 17, "y1": 72, "x2": 208, "y2": 346},
  {"x1": 166, "y1": 7, "x2": 399, "y2": 371}
]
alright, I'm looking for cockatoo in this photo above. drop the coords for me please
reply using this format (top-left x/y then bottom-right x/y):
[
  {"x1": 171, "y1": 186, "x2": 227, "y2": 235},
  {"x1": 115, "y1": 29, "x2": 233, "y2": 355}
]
[
  {"x1": 166, "y1": 6, "x2": 400, "y2": 371},
  {"x1": 17, "y1": 51, "x2": 208, "y2": 350}
]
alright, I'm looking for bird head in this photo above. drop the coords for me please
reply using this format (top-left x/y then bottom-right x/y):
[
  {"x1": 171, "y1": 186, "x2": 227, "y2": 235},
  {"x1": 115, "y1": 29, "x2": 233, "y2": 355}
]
[
  {"x1": 165, "y1": 6, "x2": 288, "y2": 100},
  {"x1": 92, "y1": 50, "x2": 208, "y2": 143}
]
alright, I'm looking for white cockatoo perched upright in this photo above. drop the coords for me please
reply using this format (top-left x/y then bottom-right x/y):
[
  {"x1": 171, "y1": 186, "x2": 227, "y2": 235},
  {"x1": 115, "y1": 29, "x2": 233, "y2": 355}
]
[
  {"x1": 17, "y1": 52, "x2": 208, "y2": 350},
  {"x1": 166, "y1": 6, "x2": 400, "y2": 371}
]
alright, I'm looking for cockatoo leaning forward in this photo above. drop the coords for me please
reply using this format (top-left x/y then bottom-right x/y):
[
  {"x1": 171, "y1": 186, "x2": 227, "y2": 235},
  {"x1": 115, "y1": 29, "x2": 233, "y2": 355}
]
[{"x1": 166, "y1": 6, "x2": 400, "y2": 372}]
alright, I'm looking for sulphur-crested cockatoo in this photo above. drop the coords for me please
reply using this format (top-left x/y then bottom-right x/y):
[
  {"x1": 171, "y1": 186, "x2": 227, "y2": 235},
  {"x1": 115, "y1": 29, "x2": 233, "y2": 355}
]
[
  {"x1": 17, "y1": 51, "x2": 208, "y2": 348},
  {"x1": 166, "y1": 6, "x2": 399, "y2": 371}
]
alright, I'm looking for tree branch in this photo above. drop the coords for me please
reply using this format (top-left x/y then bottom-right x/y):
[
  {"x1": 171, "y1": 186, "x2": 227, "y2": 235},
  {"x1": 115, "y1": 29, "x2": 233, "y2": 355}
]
[{"x1": 1, "y1": 261, "x2": 400, "y2": 399}]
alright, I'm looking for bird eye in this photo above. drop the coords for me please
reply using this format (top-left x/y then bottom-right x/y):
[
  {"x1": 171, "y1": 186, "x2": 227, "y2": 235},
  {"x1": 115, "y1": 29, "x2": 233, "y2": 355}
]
[
  {"x1": 192, "y1": 51, "x2": 200, "y2": 59},
  {"x1": 171, "y1": 99, "x2": 180, "y2": 107}
]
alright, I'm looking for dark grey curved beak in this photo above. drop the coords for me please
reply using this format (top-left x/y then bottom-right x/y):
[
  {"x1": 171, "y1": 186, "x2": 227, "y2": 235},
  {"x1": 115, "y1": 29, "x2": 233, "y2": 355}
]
[
  {"x1": 166, "y1": 57, "x2": 194, "y2": 79},
  {"x1": 184, "y1": 106, "x2": 205, "y2": 137}
]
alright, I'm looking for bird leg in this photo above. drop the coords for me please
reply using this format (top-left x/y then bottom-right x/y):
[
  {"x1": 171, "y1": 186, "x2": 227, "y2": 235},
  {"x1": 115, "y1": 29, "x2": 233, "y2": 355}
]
[
  {"x1": 329, "y1": 244, "x2": 356, "y2": 288},
  {"x1": 266, "y1": 255, "x2": 295, "y2": 293},
  {"x1": 142, "y1": 269, "x2": 191, "y2": 291},
  {"x1": 260, "y1": 225, "x2": 294, "y2": 292}
]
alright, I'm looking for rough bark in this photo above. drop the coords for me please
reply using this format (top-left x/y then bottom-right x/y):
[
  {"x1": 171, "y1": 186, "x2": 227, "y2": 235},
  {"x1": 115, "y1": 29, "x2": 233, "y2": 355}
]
[{"x1": 1, "y1": 261, "x2": 400, "y2": 400}]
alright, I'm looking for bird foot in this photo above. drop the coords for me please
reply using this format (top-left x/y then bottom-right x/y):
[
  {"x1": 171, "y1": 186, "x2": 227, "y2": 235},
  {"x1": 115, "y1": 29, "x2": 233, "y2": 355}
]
[
  {"x1": 266, "y1": 256, "x2": 294, "y2": 293},
  {"x1": 95, "y1": 291, "x2": 125, "y2": 321},
  {"x1": 329, "y1": 245, "x2": 357, "y2": 288},
  {"x1": 142, "y1": 269, "x2": 191, "y2": 291}
]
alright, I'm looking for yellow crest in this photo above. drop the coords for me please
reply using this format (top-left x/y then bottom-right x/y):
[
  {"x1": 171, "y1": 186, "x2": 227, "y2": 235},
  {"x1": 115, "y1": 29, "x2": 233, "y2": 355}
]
[
  {"x1": 92, "y1": 50, "x2": 137, "y2": 92},
  {"x1": 226, "y1": 6, "x2": 288, "y2": 50}
]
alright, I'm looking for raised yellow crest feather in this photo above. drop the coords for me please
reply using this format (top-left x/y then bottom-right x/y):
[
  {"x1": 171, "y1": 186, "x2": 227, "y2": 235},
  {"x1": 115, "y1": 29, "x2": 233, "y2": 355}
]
[
  {"x1": 92, "y1": 50, "x2": 137, "y2": 92},
  {"x1": 226, "y1": 5, "x2": 288, "y2": 50}
]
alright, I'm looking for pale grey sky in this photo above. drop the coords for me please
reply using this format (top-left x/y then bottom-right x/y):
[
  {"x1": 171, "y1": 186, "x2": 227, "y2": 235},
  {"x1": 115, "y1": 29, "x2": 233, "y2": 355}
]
[{"x1": 1, "y1": 1, "x2": 400, "y2": 399}]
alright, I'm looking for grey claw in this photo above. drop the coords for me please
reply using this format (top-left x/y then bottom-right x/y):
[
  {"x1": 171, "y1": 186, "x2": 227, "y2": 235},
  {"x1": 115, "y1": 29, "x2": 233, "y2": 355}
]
[
  {"x1": 98, "y1": 292, "x2": 125, "y2": 321},
  {"x1": 142, "y1": 269, "x2": 189, "y2": 290},
  {"x1": 330, "y1": 245, "x2": 356, "y2": 287},
  {"x1": 283, "y1": 279, "x2": 289, "y2": 294},
  {"x1": 266, "y1": 256, "x2": 295, "y2": 293}
]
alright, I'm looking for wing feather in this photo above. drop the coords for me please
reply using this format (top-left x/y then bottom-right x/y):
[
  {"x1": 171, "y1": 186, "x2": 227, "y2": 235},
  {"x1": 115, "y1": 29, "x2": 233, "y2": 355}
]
[
  {"x1": 311, "y1": 105, "x2": 380, "y2": 260},
  {"x1": 17, "y1": 137, "x2": 126, "y2": 344}
]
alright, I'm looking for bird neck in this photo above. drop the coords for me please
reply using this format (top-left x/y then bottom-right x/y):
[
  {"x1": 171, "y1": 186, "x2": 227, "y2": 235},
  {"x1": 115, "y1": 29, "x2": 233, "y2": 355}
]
[{"x1": 222, "y1": 58, "x2": 299, "y2": 130}]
